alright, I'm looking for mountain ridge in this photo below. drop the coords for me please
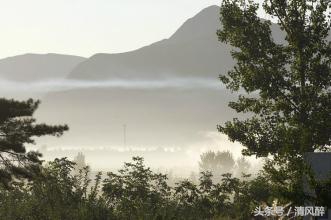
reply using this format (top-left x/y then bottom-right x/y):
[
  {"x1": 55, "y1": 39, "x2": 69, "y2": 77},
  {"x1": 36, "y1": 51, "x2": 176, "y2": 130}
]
[
  {"x1": 67, "y1": 5, "x2": 230, "y2": 80},
  {"x1": 0, "y1": 53, "x2": 86, "y2": 81},
  {"x1": 67, "y1": 5, "x2": 286, "y2": 81}
]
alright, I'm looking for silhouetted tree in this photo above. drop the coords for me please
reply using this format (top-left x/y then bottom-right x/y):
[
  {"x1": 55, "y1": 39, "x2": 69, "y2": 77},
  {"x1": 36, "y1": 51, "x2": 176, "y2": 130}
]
[{"x1": 0, "y1": 98, "x2": 68, "y2": 188}]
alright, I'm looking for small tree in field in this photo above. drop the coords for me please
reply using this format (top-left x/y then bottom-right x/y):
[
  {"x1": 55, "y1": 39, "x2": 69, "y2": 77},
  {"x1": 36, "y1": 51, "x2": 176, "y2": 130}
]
[
  {"x1": 217, "y1": 0, "x2": 331, "y2": 204},
  {"x1": 0, "y1": 98, "x2": 68, "y2": 188}
]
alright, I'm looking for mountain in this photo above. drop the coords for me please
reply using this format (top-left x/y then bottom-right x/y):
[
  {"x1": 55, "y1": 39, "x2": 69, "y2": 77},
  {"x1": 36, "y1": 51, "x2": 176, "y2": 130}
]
[
  {"x1": 0, "y1": 53, "x2": 85, "y2": 81},
  {"x1": 68, "y1": 6, "x2": 233, "y2": 80},
  {"x1": 68, "y1": 5, "x2": 283, "y2": 81}
]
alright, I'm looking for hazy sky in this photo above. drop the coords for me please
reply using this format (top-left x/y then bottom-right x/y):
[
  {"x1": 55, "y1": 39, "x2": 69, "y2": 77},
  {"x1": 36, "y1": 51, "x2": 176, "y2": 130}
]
[{"x1": 0, "y1": 0, "x2": 224, "y2": 59}]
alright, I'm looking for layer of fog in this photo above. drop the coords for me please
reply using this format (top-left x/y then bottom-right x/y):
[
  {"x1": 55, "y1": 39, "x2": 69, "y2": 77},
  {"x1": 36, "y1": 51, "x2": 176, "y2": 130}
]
[
  {"x1": 0, "y1": 77, "x2": 262, "y2": 178},
  {"x1": 31, "y1": 131, "x2": 263, "y2": 178},
  {"x1": 0, "y1": 77, "x2": 224, "y2": 94}
]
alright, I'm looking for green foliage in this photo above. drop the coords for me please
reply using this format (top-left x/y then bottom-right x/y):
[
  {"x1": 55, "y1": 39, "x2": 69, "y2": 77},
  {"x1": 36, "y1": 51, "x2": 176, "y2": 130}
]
[
  {"x1": 173, "y1": 172, "x2": 230, "y2": 219},
  {"x1": 0, "y1": 158, "x2": 112, "y2": 220},
  {"x1": 102, "y1": 156, "x2": 173, "y2": 220},
  {"x1": 217, "y1": 0, "x2": 331, "y2": 205},
  {"x1": 0, "y1": 157, "x2": 273, "y2": 220},
  {"x1": 218, "y1": 0, "x2": 331, "y2": 157},
  {"x1": 0, "y1": 98, "x2": 68, "y2": 188}
]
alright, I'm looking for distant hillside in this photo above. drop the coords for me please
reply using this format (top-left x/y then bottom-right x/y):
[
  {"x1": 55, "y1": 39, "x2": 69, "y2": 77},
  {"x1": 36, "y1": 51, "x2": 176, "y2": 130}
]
[
  {"x1": 0, "y1": 53, "x2": 85, "y2": 81},
  {"x1": 68, "y1": 6, "x2": 233, "y2": 80},
  {"x1": 68, "y1": 5, "x2": 283, "y2": 81}
]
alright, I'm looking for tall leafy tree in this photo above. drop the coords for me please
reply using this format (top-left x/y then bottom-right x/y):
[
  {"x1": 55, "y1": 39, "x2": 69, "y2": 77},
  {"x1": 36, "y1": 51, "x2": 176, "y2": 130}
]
[
  {"x1": 0, "y1": 98, "x2": 68, "y2": 188},
  {"x1": 217, "y1": 0, "x2": 331, "y2": 204}
]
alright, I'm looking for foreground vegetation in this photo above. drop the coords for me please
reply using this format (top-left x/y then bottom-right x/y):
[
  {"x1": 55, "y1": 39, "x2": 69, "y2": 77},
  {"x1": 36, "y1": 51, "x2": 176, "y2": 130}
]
[{"x1": 0, "y1": 156, "x2": 273, "y2": 220}]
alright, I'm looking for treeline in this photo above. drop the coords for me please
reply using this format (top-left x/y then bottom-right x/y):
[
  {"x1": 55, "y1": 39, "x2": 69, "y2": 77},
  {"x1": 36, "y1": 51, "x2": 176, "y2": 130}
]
[{"x1": 0, "y1": 156, "x2": 270, "y2": 220}]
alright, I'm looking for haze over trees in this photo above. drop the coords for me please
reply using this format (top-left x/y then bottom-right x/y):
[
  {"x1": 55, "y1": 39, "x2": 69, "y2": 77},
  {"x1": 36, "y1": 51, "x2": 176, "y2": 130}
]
[
  {"x1": 199, "y1": 151, "x2": 253, "y2": 181},
  {"x1": 199, "y1": 151, "x2": 235, "y2": 180},
  {"x1": 73, "y1": 152, "x2": 87, "y2": 174},
  {"x1": 235, "y1": 157, "x2": 250, "y2": 177}
]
